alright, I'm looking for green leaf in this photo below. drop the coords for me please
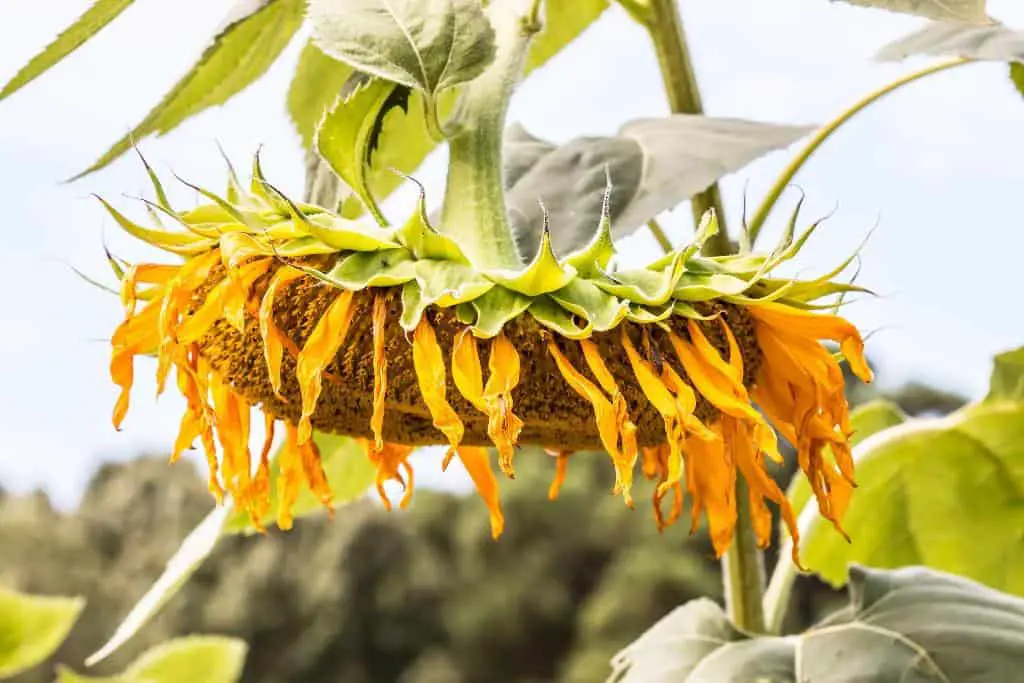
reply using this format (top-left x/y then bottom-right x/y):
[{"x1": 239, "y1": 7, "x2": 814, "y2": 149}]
[
  {"x1": 986, "y1": 346, "x2": 1024, "y2": 403},
  {"x1": 75, "y1": 0, "x2": 305, "y2": 178},
  {"x1": 1011, "y1": 62, "x2": 1024, "y2": 101},
  {"x1": 837, "y1": 0, "x2": 987, "y2": 23},
  {"x1": 877, "y1": 21, "x2": 1023, "y2": 64},
  {"x1": 505, "y1": 117, "x2": 812, "y2": 258},
  {"x1": 611, "y1": 565, "x2": 1024, "y2": 682},
  {"x1": 316, "y1": 76, "x2": 413, "y2": 225},
  {"x1": 90, "y1": 432, "x2": 374, "y2": 665},
  {"x1": 0, "y1": 588, "x2": 84, "y2": 678},
  {"x1": 299, "y1": 0, "x2": 609, "y2": 219},
  {"x1": 61, "y1": 636, "x2": 247, "y2": 683},
  {"x1": 0, "y1": 0, "x2": 134, "y2": 102},
  {"x1": 308, "y1": 0, "x2": 496, "y2": 96},
  {"x1": 288, "y1": 41, "x2": 356, "y2": 150},
  {"x1": 793, "y1": 399, "x2": 1024, "y2": 596},
  {"x1": 523, "y1": 0, "x2": 609, "y2": 72}
]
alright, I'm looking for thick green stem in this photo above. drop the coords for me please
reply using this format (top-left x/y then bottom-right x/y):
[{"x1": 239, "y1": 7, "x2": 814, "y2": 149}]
[
  {"x1": 643, "y1": 0, "x2": 730, "y2": 257},
  {"x1": 747, "y1": 58, "x2": 971, "y2": 246},
  {"x1": 643, "y1": 0, "x2": 764, "y2": 631},
  {"x1": 439, "y1": 0, "x2": 539, "y2": 270},
  {"x1": 721, "y1": 479, "x2": 767, "y2": 632}
]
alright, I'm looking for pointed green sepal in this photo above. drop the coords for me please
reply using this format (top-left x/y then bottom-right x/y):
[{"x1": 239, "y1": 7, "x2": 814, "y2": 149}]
[
  {"x1": 529, "y1": 296, "x2": 593, "y2": 339},
  {"x1": 549, "y1": 279, "x2": 629, "y2": 331},
  {"x1": 485, "y1": 228, "x2": 577, "y2": 296}
]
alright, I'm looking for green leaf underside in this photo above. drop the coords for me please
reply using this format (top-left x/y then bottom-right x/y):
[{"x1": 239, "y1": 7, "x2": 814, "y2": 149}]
[
  {"x1": 789, "y1": 350, "x2": 1024, "y2": 598},
  {"x1": 75, "y1": 0, "x2": 305, "y2": 178},
  {"x1": 89, "y1": 433, "x2": 374, "y2": 665},
  {"x1": 308, "y1": 0, "x2": 496, "y2": 95},
  {"x1": 62, "y1": 637, "x2": 247, "y2": 683},
  {"x1": 877, "y1": 21, "x2": 1023, "y2": 64},
  {"x1": 0, "y1": 588, "x2": 84, "y2": 678},
  {"x1": 505, "y1": 116, "x2": 813, "y2": 258},
  {"x1": 610, "y1": 565, "x2": 1024, "y2": 682},
  {"x1": 838, "y1": 0, "x2": 987, "y2": 23},
  {"x1": 0, "y1": 0, "x2": 135, "y2": 102}
]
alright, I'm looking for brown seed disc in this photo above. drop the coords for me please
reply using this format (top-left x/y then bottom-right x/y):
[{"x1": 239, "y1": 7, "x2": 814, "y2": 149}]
[{"x1": 195, "y1": 261, "x2": 763, "y2": 450}]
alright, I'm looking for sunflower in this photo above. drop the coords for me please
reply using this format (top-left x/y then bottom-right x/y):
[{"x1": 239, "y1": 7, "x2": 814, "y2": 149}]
[{"x1": 101, "y1": 156, "x2": 871, "y2": 563}]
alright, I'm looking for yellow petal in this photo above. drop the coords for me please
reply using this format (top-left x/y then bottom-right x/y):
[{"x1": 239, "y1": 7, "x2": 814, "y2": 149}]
[
  {"x1": 259, "y1": 267, "x2": 304, "y2": 398},
  {"x1": 364, "y1": 441, "x2": 415, "y2": 510},
  {"x1": 297, "y1": 289, "x2": 355, "y2": 444},
  {"x1": 457, "y1": 446, "x2": 504, "y2": 539},
  {"x1": 581, "y1": 338, "x2": 639, "y2": 504},
  {"x1": 370, "y1": 292, "x2": 389, "y2": 450},
  {"x1": 546, "y1": 450, "x2": 571, "y2": 501},
  {"x1": 412, "y1": 317, "x2": 464, "y2": 461},
  {"x1": 298, "y1": 434, "x2": 334, "y2": 512},
  {"x1": 277, "y1": 424, "x2": 304, "y2": 530},
  {"x1": 683, "y1": 428, "x2": 736, "y2": 557},
  {"x1": 483, "y1": 333, "x2": 523, "y2": 477}
]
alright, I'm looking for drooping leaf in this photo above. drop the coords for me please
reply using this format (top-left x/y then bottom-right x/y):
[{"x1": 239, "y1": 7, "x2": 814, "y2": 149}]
[
  {"x1": 790, "y1": 348, "x2": 1024, "y2": 596},
  {"x1": 610, "y1": 565, "x2": 1024, "y2": 682},
  {"x1": 75, "y1": 0, "x2": 305, "y2": 178},
  {"x1": 316, "y1": 76, "x2": 413, "y2": 225},
  {"x1": 63, "y1": 636, "x2": 247, "y2": 683},
  {"x1": 505, "y1": 116, "x2": 813, "y2": 258},
  {"x1": 876, "y1": 20, "x2": 1023, "y2": 63},
  {"x1": 985, "y1": 346, "x2": 1024, "y2": 403},
  {"x1": 1011, "y1": 62, "x2": 1024, "y2": 100},
  {"x1": 0, "y1": 0, "x2": 135, "y2": 102},
  {"x1": 836, "y1": 0, "x2": 987, "y2": 23},
  {"x1": 0, "y1": 588, "x2": 84, "y2": 678},
  {"x1": 308, "y1": 0, "x2": 496, "y2": 96},
  {"x1": 524, "y1": 0, "x2": 609, "y2": 71}
]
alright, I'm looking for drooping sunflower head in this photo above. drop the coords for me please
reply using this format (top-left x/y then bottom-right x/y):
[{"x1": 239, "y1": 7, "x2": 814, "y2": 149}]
[{"x1": 102, "y1": 154, "x2": 871, "y2": 563}]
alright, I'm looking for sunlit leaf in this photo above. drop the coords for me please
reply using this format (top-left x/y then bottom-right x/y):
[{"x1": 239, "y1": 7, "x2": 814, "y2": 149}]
[
  {"x1": 288, "y1": 40, "x2": 356, "y2": 150},
  {"x1": 524, "y1": 0, "x2": 609, "y2": 71},
  {"x1": 610, "y1": 565, "x2": 1024, "y2": 682},
  {"x1": 63, "y1": 636, "x2": 246, "y2": 683},
  {"x1": 790, "y1": 348, "x2": 1024, "y2": 597},
  {"x1": 308, "y1": 0, "x2": 496, "y2": 96},
  {"x1": 838, "y1": 0, "x2": 987, "y2": 23},
  {"x1": 0, "y1": 588, "x2": 84, "y2": 678},
  {"x1": 74, "y1": 0, "x2": 305, "y2": 178},
  {"x1": 0, "y1": 0, "x2": 134, "y2": 102}
]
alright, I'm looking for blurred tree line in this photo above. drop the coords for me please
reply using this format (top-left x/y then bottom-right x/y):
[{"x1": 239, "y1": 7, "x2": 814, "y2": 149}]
[{"x1": 0, "y1": 367, "x2": 964, "y2": 683}]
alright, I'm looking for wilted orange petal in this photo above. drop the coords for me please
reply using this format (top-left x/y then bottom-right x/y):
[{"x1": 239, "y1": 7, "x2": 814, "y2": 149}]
[
  {"x1": 547, "y1": 450, "x2": 571, "y2": 501},
  {"x1": 297, "y1": 289, "x2": 355, "y2": 444},
  {"x1": 749, "y1": 301, "x2": 873, "y2": 383},
  {"x1": 299, "y1": 435, "x2": 334, "y2": 512},
  {"x1": 121, "y1": 263, "x2": 178, "y2": 317},
  {"x1": 222, "y1": 258, "x2": 272, "y2": 332},
  {"x1": 277, "y1": 424, "x2": 305, "y2": 530},
  {"x1": 457, "y1": 446, "x2": 504, "y2": 539},
  {"x1": 370, "y1": 293, "x2": 389, "y2": 450},
  {"x1": 483, "y1": 333, "x2": 524, "y2": 477},
  {"x1": 259, "y1": 267, "x2": 304, "y2": 398},
  {"x1": 687, "y1": 320, "x2": 743, "y2": 387},
  {"x1": 684, "y1": 428, "x2": 736, "y2": 557},
  {"x1": 581, "y1": 338, "x2": 639, "y2": 503},
  {"x1": 412, "y1": 318, "x2": 464, "y2": 461}
]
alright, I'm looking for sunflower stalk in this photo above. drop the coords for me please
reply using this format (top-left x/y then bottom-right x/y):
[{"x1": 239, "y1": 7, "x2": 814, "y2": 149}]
[
  {"x1": 642, "y1": 0, "x2": 766, "y2": 632},
  {"x1": 439, "y1": 0, "x2": 542, "y2": 270}
]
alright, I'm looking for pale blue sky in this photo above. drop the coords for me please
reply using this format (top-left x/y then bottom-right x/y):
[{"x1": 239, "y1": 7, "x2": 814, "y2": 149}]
[{"x1": 1, "y1": 0, "x2": 1022, "y2": 507}]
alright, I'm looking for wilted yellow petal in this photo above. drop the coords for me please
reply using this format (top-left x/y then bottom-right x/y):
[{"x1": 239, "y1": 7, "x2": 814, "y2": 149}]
[
  {"x1": 210, "y1": 374, "x2": 252, "y2": 503},
  {"x1": 483, "y1": 333, "x2": 523, "y2": 477},
  {"x1": 749, "y1": 301, "x2": 873, "y2": 383},
  {"x1": 222, "y1": 258, "x2": 272, "y2": 331},
  {"x1": 370, "y1": 293, "x2": 389, "y2": 450},
  {"x1": 121, "y1": 263, "x2": 178, "y2": 317},
  {"x1": 297, "y1": 289, "x2": 355, "y2": 444},
  {"x1": 363, "y1": 440, "x2": 415, "y2": 510},
  {"x1": 457, "y1": 446, "x2": 504, "y2": 539},
  {"x1": 298, "y1": 434, "x2": 334, "y2": 513},
  {"x1": 176, "y1": 258, "x2": 269, "y2": 343},
  {"x1": 580, "y1": 338, "x2": 638, "y2": 504},
  {"x1": 259, "y1": 267, "x2": 304, "y2": 399},
  {"x1": 412, "y1": 318, "x2": 464, "y2": 461},
  {"x1": 277, "y1": 424, "x2": 304, "y2": 530},
  {"x1": 683, "y1": 428, "x2": 735, "y2": 557},
  {"x1": 547, "y1": 450, "x2": 571, "y2": 501}
]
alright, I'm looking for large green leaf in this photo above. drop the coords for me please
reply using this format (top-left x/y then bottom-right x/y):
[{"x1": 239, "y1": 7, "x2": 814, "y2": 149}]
[
  {"x1": 837, "y1": 0, "x2": 987, "y2": 22},
  {"x1": 62, "y1": 636, "x2": 246, "y2": 683},
  {"x1": 290, "y1": 0, "x2": 610, "y2": 217},
  {"x1": 87, "y1": 433, "x2": 376, "y2": 666},
  {"x1": 308, "y1": 0, "x2": 496, "y2": 96},
  {"x1": 790, "y1": 347, "x2": 1024, "y2": 596},
  {"x1": 506, "y1": 116, "x2": 813, "y2": 258},
  {"x1": 0, "y1": 588, "x2": 84, "y2": 679},
  {"x1": 610, "y1": 565, "x2": 1024, "y2": 682},
  {"x1": 876, "y1": 21, "x2": 1023, "y2": 63},
  {"x1": 0, "y1": 0, "x2": 134, "y2": 102},
  {"x1": 75, "y1": 0, "x2": 305, "y2": 178}
]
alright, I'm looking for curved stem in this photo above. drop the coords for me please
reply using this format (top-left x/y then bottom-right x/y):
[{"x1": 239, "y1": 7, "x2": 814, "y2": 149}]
[
  {"x1": 722, "y1": 478, "x2": 767, "y2": 632},
  {"x1": 439, "y1": 0, "x2": 540, "y2": 269},
  {"x1": 647, "y1": 218, "x2": 673, "y2": 252},
  {"x1": 747, "y1": 58, "x2": 972, "y2": 246},
  {"x1": 643, "y1": 0, "x2": 731, "y2": 257}
]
